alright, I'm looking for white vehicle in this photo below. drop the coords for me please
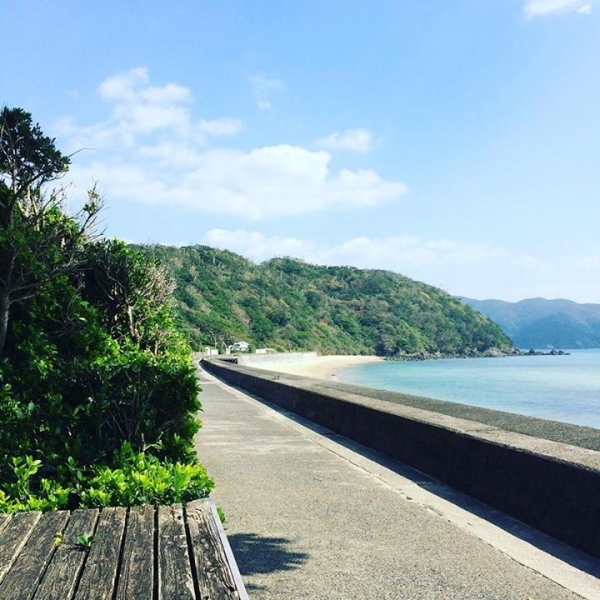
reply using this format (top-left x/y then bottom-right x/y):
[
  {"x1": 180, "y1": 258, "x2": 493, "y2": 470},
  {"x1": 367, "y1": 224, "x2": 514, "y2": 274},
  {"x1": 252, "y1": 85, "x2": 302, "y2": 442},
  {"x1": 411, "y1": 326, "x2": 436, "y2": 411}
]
[{"x1": 231, "y1": 341, "x2": 250, "y2": 352}]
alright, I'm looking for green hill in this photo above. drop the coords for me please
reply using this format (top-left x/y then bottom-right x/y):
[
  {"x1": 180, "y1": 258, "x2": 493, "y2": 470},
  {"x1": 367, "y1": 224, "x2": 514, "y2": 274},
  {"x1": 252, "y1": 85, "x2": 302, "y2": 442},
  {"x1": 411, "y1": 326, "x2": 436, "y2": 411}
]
[{"x1": 135, "y1": 245, "x2": 513, "y2": 357}]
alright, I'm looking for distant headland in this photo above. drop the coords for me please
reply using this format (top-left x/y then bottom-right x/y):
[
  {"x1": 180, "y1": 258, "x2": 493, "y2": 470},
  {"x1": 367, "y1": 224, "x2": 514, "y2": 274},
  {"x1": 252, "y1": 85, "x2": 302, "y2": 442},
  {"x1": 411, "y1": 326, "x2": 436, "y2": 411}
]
[
  {"x1": 384, "y1": 347, "x2": 570, "y2": 362},
  {"x1": 459, "y1": 297, "x2": 600, "y2": 350}
]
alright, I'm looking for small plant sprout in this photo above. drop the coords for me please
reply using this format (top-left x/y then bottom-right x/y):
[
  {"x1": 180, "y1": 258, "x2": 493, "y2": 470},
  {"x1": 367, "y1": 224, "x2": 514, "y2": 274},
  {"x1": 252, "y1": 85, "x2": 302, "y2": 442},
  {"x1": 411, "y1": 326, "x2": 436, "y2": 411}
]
[
  {"x1": 53, "y1": 531, "x2": 63, "y2": 547},
  {"x1": 76, "y1": 533, "x2": 96, "y2": 550}
]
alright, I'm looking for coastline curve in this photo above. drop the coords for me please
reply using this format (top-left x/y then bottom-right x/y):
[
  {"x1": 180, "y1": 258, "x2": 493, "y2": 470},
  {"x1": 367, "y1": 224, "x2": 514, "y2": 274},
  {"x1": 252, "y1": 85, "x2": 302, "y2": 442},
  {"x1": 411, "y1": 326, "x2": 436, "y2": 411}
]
[{"x1": 202, "y1": 356, "x2": 600, "y2": 559}]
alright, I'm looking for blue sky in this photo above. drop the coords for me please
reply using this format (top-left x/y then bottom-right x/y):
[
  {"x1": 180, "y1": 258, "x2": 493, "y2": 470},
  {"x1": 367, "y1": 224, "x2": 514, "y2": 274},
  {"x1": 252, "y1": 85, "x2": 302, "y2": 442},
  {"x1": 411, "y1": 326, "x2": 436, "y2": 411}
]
[{"x1": 3, "y1": 0, "x2": 599, "y2": 301}]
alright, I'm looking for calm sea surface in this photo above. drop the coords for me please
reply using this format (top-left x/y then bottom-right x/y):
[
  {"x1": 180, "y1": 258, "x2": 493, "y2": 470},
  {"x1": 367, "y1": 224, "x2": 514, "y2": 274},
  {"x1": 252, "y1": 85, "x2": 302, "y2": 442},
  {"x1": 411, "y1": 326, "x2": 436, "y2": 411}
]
[{"x1": 337, "y1": 349, "x2": 600, "y2": 429}]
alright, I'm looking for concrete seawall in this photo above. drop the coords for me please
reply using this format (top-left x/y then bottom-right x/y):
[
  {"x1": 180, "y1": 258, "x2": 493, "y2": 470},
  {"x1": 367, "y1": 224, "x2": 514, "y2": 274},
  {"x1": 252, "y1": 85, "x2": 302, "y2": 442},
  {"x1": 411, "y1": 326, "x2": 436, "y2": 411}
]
[
  {"x1": 193, "y1": 351, "x2": 317, "y2": 367},
  {"x1": 202, "y1": 357, "x2": 600, "y2": 559},
  {"x1": 236, "y1": 351, "x2": 318, "y2": 366}
]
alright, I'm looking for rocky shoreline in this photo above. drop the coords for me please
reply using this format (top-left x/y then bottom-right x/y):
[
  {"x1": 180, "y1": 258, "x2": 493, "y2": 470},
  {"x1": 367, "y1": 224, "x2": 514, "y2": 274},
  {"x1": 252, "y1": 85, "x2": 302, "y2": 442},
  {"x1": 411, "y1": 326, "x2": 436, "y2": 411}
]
[{"x1": 385, "y1": 347, "x2": 570, "y2": 361}]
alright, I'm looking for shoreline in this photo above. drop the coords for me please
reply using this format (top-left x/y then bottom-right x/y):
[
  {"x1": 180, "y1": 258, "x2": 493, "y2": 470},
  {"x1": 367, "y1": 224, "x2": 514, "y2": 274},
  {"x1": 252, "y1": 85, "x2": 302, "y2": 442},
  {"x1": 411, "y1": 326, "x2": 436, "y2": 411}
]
[
  {"x1": 253, "y1": 354, "x2": 383, "y2": 380},
  {"x1": 240, "y1": 348, "x2": 573, "y2": 381},
  {"x1": 384, "y1": 348, "x2": 571, "y2": 361}
]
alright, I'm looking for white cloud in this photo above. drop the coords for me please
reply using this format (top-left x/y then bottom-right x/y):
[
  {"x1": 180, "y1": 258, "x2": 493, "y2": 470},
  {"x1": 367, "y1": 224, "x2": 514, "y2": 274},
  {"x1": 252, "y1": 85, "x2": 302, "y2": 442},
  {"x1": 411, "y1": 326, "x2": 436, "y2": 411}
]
[
  {"x1": 576, "y1": 255, "x2": 600, "y2": 269},
  {"x1": 68, "y1": 144, "x2": 406, "y2": 220},
  {"x1": 100, "y1": 68, "x2": 191, "y2": 106},
  {"x1": 249, "y1": 74, "x2": 283, "y2": 111},
  {"x1": 202, "y1": 229, "x2": 526, "y2": 270},
  {"x1": 200, "y1": 229, "x2": 583, "y2": 301},
  {"x1": 98, "y1": 67, "x2": 147, "y2": 99},
  {"x1": 55, "y1": 67, "x2": 242, "y2": 151},
  {"x1": 136, "y1": 141, "x2": 204, "y2": 168},
  {"x1": 57, "y1": 69, "x2": 407, "y2": 221},
  {"x1": 198, "y1": 118, "x2": 243, "y2": 136},
  {"x1": 316, "y1": 128, "x2": 374, "y2": 153},
  {"x1": 524, "y1": 0, "x2": 593, "y2": 17}
]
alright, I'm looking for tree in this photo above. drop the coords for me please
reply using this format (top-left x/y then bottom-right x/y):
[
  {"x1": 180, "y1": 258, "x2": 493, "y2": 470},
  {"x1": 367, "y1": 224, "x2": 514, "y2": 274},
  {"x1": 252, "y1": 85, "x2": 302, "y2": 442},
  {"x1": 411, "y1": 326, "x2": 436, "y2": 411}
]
[
  {"x1": 0, "y1": 107, "x2": 101, "y2": 357},
  {"x1": 0, "y1": 106, "x2": 199, "y2": 459},
  {"x1": 81, "y1": 240, "x2": 176, "y2": 353},
  {"x1": 0, "y1": 107, "x2": 70, "y2": 198},
  {"x1": 0, "y1": 108, "x2": 208, "y2": 509}
]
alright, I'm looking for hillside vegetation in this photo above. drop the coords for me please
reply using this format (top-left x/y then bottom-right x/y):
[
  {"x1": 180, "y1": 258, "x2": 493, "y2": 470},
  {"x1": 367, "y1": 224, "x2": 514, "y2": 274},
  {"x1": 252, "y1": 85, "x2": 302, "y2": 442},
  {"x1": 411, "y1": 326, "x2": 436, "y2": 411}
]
[
  {"x1": 136, "y1": 245, "x2": 513, "y2": 357},
  {"x1": 460, "y1": 297, "x2": 600, "y2": 349}
]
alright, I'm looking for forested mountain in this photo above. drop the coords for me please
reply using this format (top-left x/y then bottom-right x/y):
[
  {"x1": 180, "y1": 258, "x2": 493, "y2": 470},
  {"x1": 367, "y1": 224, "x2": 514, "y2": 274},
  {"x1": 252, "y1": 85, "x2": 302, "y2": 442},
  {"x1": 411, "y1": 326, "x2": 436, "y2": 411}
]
[
  {"x1": 459, "y1": 297, "x2": 600, "y2": 349},
  {"x1": 136, "y1": 245, "x2": 513, "y2": 357}
]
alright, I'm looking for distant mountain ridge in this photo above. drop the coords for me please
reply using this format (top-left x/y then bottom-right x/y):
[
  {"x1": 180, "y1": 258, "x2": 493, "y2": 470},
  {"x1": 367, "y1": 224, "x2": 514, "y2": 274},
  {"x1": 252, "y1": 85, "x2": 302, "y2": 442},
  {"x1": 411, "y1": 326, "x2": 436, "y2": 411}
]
[{"x1": 459, "y1": 297, "x2": 600, "y2": 349}]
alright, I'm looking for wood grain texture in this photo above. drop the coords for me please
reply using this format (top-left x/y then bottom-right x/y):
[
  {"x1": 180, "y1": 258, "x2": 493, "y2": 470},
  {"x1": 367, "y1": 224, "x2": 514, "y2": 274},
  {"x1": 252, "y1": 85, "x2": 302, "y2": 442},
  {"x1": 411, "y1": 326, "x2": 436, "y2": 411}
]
[
  {"x1": 114, "y1": 505, "x2": 154, "y2": 600},
  {"x1": 32, "y1": 509, "x2": 98, "y2": 600},
  {"x1": 0, "y1": 512, "x2": 41, "y2": 586},
  {"x1": 74, "y1": 507, "x2": 126, "y2": 600},
  {"x1": 0, "y1": 511, "x2": 69, "y2": 600},
  {"x1": 186, "y1": 500, "x2": 247, "y2": 600},
  {"x1": 0, "y1": 503, "x2": 247, "y2": 600},
  {"x1": 0, "y1": 514, "x2": 11, "y2": 536},
  {"x1": 157, "y1": 504, "x2": 195, "y2": 600},
  {"x1": 204, "y1": 500, "x2": 249, "y2": 600}
]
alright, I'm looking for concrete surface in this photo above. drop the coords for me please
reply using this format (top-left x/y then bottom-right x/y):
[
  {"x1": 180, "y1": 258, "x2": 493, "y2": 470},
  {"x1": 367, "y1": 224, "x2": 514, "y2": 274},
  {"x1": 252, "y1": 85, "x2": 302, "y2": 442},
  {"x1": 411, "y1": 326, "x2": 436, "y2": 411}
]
[
  {"x1": 201, "y1": 359, "x2": 600, "y2": 558},
  {"x1": 194, "y1": 366, "x2": 600, "y2": 600}
]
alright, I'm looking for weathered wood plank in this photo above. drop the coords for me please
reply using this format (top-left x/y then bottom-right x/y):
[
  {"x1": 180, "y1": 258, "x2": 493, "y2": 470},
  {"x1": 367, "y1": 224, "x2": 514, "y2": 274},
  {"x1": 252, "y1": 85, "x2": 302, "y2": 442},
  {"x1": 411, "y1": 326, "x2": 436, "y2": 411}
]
[
  {"x1": 0, "y1": 512, "x2": 41, "y2": 587},
  {"x1": 33, "y1": 509, "x2": 99, "y2": 600},
  {"x1": 0, "y1": 513, "x2": 11, "y2": 535},
  {"x1": 158, "y1": 504, "x2": 195, "y2": 600},
  {"x1": 186, "y1": 500, "x2": 249, "y2": 600},
  {"x1": 0, "y1": 503, "x2": 245, "y2": 600},
  {"x1": 0, "y1": 511, "x2": 69, "y2": 600},
  {"x1": 114, "y1": 505, "x2": 154, "y2": 600},
  {"x1": 73, "y1": 507, "x2": 126, "y2": 600}
]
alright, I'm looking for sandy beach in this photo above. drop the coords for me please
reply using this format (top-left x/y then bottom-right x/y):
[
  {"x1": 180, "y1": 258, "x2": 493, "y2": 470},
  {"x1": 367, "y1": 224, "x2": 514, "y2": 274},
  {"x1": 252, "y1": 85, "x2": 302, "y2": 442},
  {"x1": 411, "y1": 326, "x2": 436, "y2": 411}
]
[{"x1": 254, "y1": 354, "x2": 383, "y2": 380}]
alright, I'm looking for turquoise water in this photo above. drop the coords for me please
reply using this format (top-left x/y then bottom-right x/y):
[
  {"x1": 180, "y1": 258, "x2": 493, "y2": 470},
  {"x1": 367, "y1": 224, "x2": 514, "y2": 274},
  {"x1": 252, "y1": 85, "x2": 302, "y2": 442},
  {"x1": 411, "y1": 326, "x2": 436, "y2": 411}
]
[{"x1": 337, "y1": 349, "x2": 600, "y2": 429}]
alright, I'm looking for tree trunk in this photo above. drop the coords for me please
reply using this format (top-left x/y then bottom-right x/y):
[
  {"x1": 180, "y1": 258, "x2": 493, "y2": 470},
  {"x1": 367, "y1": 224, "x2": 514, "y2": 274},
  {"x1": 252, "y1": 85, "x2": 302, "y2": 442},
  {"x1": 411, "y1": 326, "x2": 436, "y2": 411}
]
[{"x1": 0, "y1": 292, "x2": 10, "y2": 358}]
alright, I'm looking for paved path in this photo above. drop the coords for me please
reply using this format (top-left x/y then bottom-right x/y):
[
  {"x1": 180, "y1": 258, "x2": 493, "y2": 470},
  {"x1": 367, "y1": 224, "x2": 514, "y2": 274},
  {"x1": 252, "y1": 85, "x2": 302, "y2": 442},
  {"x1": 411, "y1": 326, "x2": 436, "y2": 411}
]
[{"x1": 194, "y1": 366, "x2": 600, "y2": 600}]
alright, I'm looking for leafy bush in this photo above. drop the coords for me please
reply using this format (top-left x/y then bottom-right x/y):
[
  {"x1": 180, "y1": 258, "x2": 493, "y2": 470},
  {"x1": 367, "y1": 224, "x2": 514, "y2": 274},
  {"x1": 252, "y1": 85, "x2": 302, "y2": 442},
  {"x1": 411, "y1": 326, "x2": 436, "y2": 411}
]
[
  {"x1": 0, "y1": 444, "x2": 214, "y2": 513},
  {"x1": 0, "y1": 248, "x2": 202, "y2": 476},
  {"x1": 79, "y1": 443, "x2": 213, "y2": 507},
  {"x1": 0, "y1": 456, "x2": 70, "y2": 513},
  {"x1": 0, "y1": 107, "x2": 211, "y2": 511}
]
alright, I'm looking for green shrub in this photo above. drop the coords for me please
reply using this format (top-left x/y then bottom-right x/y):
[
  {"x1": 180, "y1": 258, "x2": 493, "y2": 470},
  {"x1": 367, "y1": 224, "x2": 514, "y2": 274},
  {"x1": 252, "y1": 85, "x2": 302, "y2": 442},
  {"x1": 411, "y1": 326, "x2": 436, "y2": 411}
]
[
  {"x1": 0, "y1": 444, "x2": 214, "y2": 513},
  {"x1": 0, "y1": 456, "x2": 70, "y2": 512},
  {"x1": 0, "y1": 109, "x2": 211, "y2": 509},
  {"x1": 79, "y1": 443, "x2": 214, "y2": 507}
]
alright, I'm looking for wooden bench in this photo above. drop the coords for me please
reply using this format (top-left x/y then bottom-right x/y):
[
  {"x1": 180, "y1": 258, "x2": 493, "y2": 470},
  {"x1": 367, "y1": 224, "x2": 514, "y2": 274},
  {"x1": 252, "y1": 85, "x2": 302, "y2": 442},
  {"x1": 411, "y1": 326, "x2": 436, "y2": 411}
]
[{"x1": 0, "y1": 499, "x2": 248, "y2": 599}]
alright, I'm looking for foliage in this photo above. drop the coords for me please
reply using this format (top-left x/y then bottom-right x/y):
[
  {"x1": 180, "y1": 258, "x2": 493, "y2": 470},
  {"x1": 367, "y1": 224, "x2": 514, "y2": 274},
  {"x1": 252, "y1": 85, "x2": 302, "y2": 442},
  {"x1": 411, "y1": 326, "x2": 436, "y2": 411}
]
[
  {"x1": 0, "y1": 107, "x2": 101, "y2": 357},
  {"x1": 78, "y1": 443, "x2": 213, "y2": 508},
  {"x1": 0, "y1": 107, "x2": 208, "y2": 512},
  {"x1": 81, "y1": 239, "x2": 177, "y2": 352},
  {"x1": 76, "y1": 533, "x2": 96, "y2": 551},
  {"x1": 0, "y1": 242, "x2": 201, "y2": 477},
  {"x1": 0, "y1": 106, "x2": 70, "y2": 196},
  {"x1": 0, "y1": 444, "x2": 214, "y2": 513},
  {"x1": 136, "y1": 245, "x2": 513, "y2": 357}
]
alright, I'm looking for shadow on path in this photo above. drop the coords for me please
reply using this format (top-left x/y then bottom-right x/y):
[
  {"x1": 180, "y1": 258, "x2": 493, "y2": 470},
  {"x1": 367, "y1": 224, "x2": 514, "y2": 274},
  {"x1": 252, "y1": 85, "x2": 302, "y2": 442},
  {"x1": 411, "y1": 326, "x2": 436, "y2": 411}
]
[{"x1": 227, "y1": 532, "x2": 309, "y2": 578}]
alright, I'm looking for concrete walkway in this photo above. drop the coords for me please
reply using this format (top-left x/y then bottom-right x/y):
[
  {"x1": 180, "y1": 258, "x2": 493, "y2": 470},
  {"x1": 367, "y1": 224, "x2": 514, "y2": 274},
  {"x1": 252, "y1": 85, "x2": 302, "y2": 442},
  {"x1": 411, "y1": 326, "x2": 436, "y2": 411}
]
[{"x1": 194, "y1": 366, "x2": 600, "y2": 600}]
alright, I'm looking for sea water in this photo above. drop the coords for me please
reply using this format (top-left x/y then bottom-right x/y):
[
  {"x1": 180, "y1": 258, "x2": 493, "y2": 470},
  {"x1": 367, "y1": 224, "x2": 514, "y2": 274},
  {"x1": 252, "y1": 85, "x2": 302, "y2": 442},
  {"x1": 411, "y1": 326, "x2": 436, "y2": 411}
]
[{"x1": 337, "y1": 349, "x2": 600, "y2": 429}]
